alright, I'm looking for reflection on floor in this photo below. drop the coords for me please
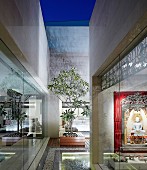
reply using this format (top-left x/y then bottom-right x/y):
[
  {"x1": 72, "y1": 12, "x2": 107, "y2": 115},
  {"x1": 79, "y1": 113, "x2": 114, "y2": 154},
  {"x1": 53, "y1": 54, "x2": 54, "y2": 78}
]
[
  {"x1": 62, "y1": 152, "x2": 90, "y2": 170},
  {"x1": 0, "y1": 135, "x2": 90, "y2": 170},
  {"x1": 42, "y1": 138, "x2": 90, "y2": 170},
  {"x1": 43, "y1": 148, "x2": 90, "y2": 170},
  {"x1": 0, "y1": 152, "x2": 15, "y2": 162},
  {"x1": 0, "y1": 137, "x2": 48, "y2": 170}
]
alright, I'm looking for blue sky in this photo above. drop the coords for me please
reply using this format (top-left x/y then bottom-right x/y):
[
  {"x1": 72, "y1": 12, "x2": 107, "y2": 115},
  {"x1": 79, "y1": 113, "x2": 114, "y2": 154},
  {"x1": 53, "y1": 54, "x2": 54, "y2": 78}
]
[{"x1": 40, "y1": 0, "x2": 96, "y2": 24}]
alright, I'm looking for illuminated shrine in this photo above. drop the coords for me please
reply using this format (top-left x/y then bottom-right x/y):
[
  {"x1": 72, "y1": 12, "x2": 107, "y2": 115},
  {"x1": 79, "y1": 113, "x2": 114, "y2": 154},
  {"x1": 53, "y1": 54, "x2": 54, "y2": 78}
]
[{"x1": 114, "y1": 92, "x2": 147, "y2": 152}]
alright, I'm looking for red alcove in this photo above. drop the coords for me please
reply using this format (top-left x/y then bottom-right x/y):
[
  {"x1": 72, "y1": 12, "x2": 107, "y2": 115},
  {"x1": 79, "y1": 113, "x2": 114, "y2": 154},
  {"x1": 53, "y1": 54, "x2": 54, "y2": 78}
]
[{"x1": 114, "y1": 91, "x2": 147, "y2": 152}]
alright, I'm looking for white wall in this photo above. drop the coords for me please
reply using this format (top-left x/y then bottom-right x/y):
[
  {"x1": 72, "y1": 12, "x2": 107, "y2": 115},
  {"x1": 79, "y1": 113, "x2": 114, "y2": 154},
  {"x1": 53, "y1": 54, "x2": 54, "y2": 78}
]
[
  {"x1": 0, "y1": 0, "x2": 49, "y2": 89},
  {"x1": 90, "y1": 0, "x2": 147, "y2": 77}
]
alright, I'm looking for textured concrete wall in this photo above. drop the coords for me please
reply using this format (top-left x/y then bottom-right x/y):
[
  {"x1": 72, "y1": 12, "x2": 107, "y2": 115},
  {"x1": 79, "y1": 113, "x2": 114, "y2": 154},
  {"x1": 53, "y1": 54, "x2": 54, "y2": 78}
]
[
  {"x1": 46, "y1": 27, "x2": 89, "y2": 81},
  {"x1": 90, "y1": 0, "x2": 147, "y2": 77},
  {"x1": 97, "y1": 85, "x2": 119, "y2": 163},
  {"x1": 50, "y1": 53, "x2": 89, "y2": 83}
]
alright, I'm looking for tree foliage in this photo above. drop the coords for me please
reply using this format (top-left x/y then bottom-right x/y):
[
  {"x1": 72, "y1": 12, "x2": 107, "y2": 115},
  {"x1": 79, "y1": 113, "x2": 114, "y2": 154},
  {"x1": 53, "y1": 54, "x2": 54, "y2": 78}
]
[{"x1": 48, "y1": 67, "x2": 90, "y2": 133}]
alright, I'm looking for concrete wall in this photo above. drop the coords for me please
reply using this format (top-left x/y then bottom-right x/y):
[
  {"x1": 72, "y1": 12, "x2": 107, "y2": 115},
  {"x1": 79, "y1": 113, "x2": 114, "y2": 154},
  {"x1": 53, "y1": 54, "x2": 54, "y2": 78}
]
[
  {"x1": 90, "y1": 0, "x2": 147, "y2": 77},
  {"x1": 48, "y1": 94, "x2": 60, "y2": 137},
  {"x1": 97, "y1": 85, "x2": 119, "y2": 163},
  {"x1": 0, "y1": 0, "x2": 49, "y2": 90}
]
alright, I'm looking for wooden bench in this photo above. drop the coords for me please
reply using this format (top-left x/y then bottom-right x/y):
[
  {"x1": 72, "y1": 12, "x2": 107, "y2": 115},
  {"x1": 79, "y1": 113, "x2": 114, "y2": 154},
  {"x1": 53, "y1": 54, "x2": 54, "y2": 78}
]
[{"x1": 60, "y1": 136, "x2": 85, "y2": 146}]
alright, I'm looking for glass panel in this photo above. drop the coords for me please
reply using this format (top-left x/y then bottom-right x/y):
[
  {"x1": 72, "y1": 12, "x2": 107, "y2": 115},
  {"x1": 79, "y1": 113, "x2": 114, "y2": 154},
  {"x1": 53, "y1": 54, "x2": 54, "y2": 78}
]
[
  {"x1": 118, "y1": 37, "x2": 147, "y2": 170},
  {"x1": 100, "y1": 35, "x2": 147, "y2": 169},
  {"x1": 119, "y1": 44, "x2": 147, "y2": 169},
  {"x1": 0, "y1": 48, "x2": 24, "y2": 169},
  {"x1": 0, "y1": 40, "x2": 46, "y2": 169}
]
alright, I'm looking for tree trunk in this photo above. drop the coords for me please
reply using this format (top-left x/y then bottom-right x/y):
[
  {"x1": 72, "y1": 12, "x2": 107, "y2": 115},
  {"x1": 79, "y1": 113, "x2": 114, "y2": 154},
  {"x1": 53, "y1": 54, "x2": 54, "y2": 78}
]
[{"x1": 69, "y1": 120, "x2": 73, "y2": 134}]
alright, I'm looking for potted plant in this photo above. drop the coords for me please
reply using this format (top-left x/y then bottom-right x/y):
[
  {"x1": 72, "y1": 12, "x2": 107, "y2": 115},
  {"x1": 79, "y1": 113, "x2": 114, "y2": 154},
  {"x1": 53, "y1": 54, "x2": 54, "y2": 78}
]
[{"x1": 48, "y1": 67, "x2": 90, "y2": 137}]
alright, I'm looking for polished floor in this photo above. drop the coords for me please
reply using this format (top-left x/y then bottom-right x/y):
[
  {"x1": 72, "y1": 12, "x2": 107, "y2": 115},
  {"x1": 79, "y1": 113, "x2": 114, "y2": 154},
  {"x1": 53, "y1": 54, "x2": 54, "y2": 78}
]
[
  {"x1": 0, "y1": 136, "x2": 112, "y2": 170},
  {"x1": 0, "y1": 132, "x2": 90, "y2": 170},
  {"x1": 0, "y1": 137, "x2": 48, "y2": 170}
]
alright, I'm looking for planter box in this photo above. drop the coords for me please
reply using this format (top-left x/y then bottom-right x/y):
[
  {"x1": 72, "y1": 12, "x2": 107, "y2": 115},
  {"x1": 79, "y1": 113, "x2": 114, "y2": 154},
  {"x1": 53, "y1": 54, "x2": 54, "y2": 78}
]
[{"x1": 60, "y1": 136, "x2": 85, "y2": 146}]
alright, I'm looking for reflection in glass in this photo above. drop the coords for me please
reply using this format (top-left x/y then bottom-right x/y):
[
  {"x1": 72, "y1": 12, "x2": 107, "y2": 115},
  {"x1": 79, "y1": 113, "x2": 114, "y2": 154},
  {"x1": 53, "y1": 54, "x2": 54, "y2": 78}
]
[{"x1": 0, "y1": 40, "x2": 45, "y2": 169}]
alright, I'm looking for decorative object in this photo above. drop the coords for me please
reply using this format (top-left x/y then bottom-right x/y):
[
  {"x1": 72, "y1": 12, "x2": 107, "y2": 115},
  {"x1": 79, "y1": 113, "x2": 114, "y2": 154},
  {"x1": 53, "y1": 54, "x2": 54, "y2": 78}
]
[
  {"x1": 102, "y1": 36, "x2": 147, "y2": 90},
  {"x1": 121, "y1": 92, "x2": 147, "y2": 111},
  {"x1": 48, "y1": 67, "x2": 90, "y2": 137}
]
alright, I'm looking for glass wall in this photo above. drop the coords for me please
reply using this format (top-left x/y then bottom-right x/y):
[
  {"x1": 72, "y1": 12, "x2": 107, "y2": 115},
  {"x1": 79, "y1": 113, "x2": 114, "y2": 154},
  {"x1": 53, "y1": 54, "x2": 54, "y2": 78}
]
[
  {"x1": 0, "y1": 40, "x2": 46, "y2": 169},
  {"x1": 98, "y1": 35, "x2": 147, "y2": 169},
  {"x1": 59, "y1": 102, "x2": 90, "y2": 137}
]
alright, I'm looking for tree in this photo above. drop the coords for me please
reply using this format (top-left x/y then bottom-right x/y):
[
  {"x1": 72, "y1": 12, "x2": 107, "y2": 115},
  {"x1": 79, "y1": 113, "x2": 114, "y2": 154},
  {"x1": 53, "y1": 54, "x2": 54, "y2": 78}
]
[
  {"x1": 0, "y1": 103, "x2": 7, "y2": 117},
  {"x1": 7, "y1": 89, "x2": 27, "y2": 134},
  {"x1": 48, "y1": 67, "x2": 90, "y2": 135}
]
